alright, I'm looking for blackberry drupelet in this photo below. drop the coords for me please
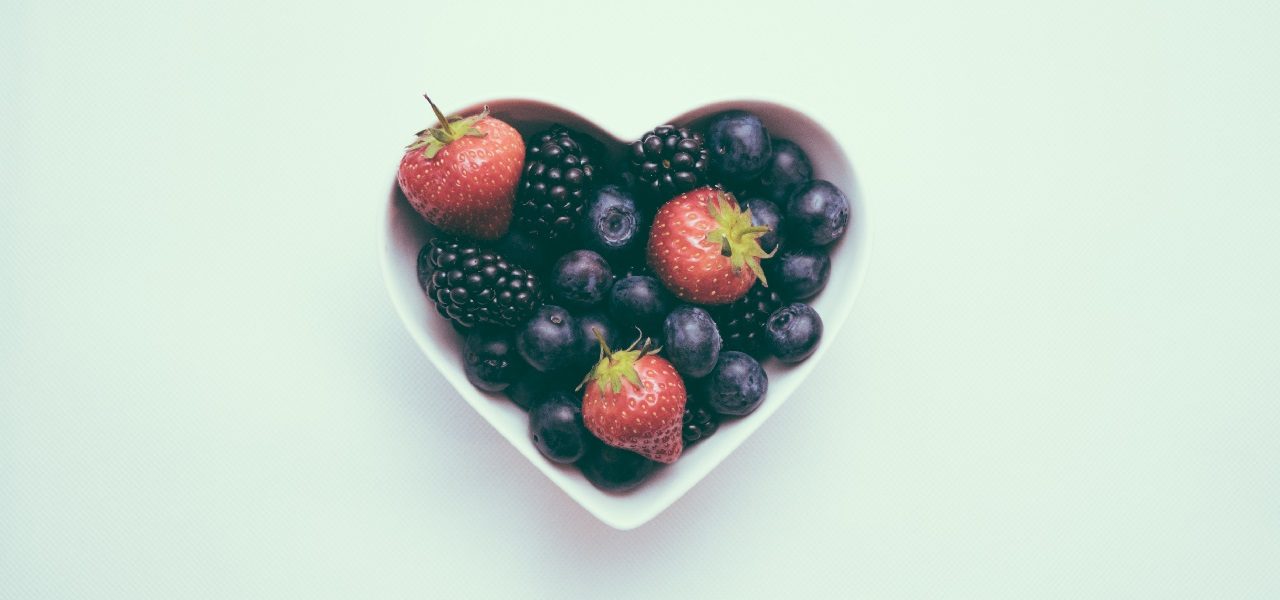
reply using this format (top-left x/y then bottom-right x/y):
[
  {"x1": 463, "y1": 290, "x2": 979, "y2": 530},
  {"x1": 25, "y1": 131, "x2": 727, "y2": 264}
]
[
  {"x1": 710, "y1": 283, "x2": 784, "y2": 357},
  {"x1": 514, "y1": 126, "x2": 597, "y2": 244},
  {"x1": 628, "y1": 125, "x2": 709, "y2": 201},
  {"x1": 682, "y1": 404, "x2": 720, "y2": 444},
  {"x1": 416, "y1": 243, "x2": 435, "y2": 292},
  {"x1": 423, "y1": 238, "x2": 542, "y2": 329}
]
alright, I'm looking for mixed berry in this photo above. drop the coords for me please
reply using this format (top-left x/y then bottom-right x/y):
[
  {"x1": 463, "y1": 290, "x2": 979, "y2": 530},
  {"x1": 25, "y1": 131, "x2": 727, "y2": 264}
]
[
  {"x1": 397, "y1": 97, "x2": 852, "y2": 492},
  {"x1": 628, "y1": 125, "x2": 709, "y2": 202}
]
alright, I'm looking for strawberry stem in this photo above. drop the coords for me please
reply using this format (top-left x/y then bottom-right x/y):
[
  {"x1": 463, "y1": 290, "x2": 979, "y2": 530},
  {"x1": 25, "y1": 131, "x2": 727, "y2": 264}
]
[
  {"x1": 703, "y1": 190, "x2": 777, "y2": 285},
  {"x1": 577, "y1": 331, "x2": 658, "y2": 394},
  {"x1": 423, "y1": 93, "x2": 455, "y2": 136},
  {"x1": 591, "y1": 327, "x2": 612, "y2": 360},
  {"x1": 406, "y1": 95, "x2": 490, "y2": 159}
]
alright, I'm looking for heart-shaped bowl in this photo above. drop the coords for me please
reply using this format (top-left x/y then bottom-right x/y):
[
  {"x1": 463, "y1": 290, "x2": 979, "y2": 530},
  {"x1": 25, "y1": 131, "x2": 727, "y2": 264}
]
[{"x1": 381, "y1": 98, "x2": 870, "y2": 529}]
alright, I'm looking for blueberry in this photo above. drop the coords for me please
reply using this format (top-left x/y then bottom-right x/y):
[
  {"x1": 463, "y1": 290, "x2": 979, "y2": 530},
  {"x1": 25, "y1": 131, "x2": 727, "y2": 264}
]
[
  {"x1": 580, "y1": 184, "x2": 646, "y2": 262},
  {"x1": 449, "y1": 319, "x2": 471, "y2": 337},
  {"x1": 662, "y1": 306, "x2": 722, "y2": 378},
  {"x1": 517, "y1": 305, "x2": 581, "y2": 373},
  {"x1": 495, "y1": 229, "x2": 551, "y2": 273},
  {"x1": 462, "y1": 328, "x2": 526, "y2": 392},
  {"x1": 579, "y1": 441, "x2": 658, "y2": 492},
  {"x1": 704, "y1": 351, "x2": 768, "y2": 417},
  {"x1": 506, "y1": 369, "x2": 582, "y2": 410},
  {"x1": 551, "y1": 250, "x2": 613, "y2": 310},
  {"x1": 609, "y1": 275, "x2": 674, "y2": 336},
  {"x1": 765, "y1": 303, "x2": 823, "y2": 363},
  {"x1": 753, "y1": 139, "x2": 812, "y2": 204},
  {"x1": 574, "y1": 311, "x2": 622, "y2": 369},
  {"x1": 617, "y1": 261, "x2": 654, "y2": 280},
  {"x1": 609, "y1": 167, "x2": 640, "y2": 195},
  {"x1": 742, "y1": 196, "x2": 784, "y2": 253},
  {"x1": 529, "y1": 391, "x2": 588, "y2": 464},
  {"x1": 765, "y1": 247, "x2": 830, "y2": 300},
  {"x1": 704, "y1": 110, "x2": 773, "y2": 183},
  {"x1": 505, "y1": 373, "x2": 549, "y2": 410},
  {"x1": 786, "y1": 180, "x2": 850, "y2": 247}
]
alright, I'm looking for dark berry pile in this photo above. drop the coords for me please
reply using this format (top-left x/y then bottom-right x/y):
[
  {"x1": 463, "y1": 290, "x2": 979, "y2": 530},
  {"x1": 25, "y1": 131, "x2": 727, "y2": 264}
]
[
  {"x1": 711, "y1": 283, "x2": 784, "y2": 357},
  {"x1": 627, "y1": 125, "x2": 708, "y2": 201},
  {"x1": 513, "y1": 126, "x2": 597, "y2": 244},
  {"x1": 682, "y1": 404, "x2": 719, "y2": 444},
  {"x1": 410, "y1": 107, "x2": 852, "y2": 494},
  {"x1": 423, "y1": 238, "x2": 542, "y2": 329}
]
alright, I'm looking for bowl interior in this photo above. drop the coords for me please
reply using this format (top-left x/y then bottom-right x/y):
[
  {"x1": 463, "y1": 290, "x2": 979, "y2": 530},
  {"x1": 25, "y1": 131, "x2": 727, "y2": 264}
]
[{"x1": 381, "y1": 99, "x2": 868, "y2": 529}]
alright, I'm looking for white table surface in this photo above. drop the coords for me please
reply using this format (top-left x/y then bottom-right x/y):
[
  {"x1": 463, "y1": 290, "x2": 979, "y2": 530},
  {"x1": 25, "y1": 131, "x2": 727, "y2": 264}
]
[{"x1": 3, "y1": 1, "x2": 1278, "y2": 598}]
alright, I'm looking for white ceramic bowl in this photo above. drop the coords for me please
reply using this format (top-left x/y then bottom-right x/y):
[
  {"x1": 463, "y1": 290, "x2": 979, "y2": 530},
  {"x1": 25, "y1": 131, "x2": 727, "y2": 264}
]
[{"x1": 381, "y1": 99, "x2": 869, "y2": 529}]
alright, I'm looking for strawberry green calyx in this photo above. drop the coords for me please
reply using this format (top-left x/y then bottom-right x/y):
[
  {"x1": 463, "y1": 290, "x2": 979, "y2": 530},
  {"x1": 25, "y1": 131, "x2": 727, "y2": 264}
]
[
  {"x1": 578, "y1": 329, "x2": 661, "y2": 394},
  {"x1": 703, "y1": 190, "x2": 776, "y2": 285},
  {"x1": 406, "y1": 93, "x2": 489, "y2": 159}
]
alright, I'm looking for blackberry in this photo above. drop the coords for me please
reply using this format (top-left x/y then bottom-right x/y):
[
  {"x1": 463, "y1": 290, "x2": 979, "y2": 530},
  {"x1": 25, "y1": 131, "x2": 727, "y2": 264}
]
[
  {"x1": 628, "y1": 125, "x2": 709, "y2": 201},
  {"x1": 514, "y1": 126, "x2": 597, "y2": 244},
  {"x1": 423, "y1": 238, "x2": 542, "y2": 329},
  {"x1": 682, "y1": 404, "x2": 720, "y2": 444},
  {"x1": 710, "y1": 283, "x2": 784, "y2": 357},
  {"x1": 416, "y1": 243, "x2": 435, "y2": 291}
]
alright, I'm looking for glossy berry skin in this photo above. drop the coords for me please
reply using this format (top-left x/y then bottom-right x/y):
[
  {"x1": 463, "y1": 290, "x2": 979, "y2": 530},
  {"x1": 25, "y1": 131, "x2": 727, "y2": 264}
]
[
  {"x1": 617, "y1": 262, "x2": 655, "y2": 280},
  {"x1": 765, "y1": 303, "x2": 823, "y2": 363},
  {"x1": 550, "y1": 250, "x2": 613, "y2": 310},
  {"x1": 647, "y1": 187, "x2": 772, "y2": 305},
  {"x1": 742, "y1": 196, "x2": 784, "y2": 253},
  {"x1": 608, "y1": 275, "x2": 675, "y2": 335},
  {"x1": 462, "y1": 328, "x2": 526, "y2": 392},
  {"x1": 579, "y1": 442, "x2": 658, "y2": 492},
  {"x1": 710, "y1": 283, "x2": 784, "y2": 357},
  {"x1": 505, "y1": 372, "x2": 551, "y2": 410},
  {"x1": 765, "y1": 247, "x2": 830, "y2": 300},
  {"x1": 704, "y1": 351, "x2": 768, "y2": 417},
  {"x1": 513, "y1": 126, "x2": 598, "y2": 245},
  {"x1": 704, "y1": 110, "x2": 773, "y2": 184},
  {"x1": 398, "y1": 107, "x2": 524, "y2": 240},
  {"x1": 424, "y1": 238, "x2": 542, "y2": 329},
  {"x1": 529, "y1": 391, "x2": 588, "y2": 464},
  {"x1": 682, "y1": 404, "x2": 719, "y2": 444},
  {"x1": 505, "y1": 370, "x2": 578, "y2": 410},
  {"x1": 580, "y1": 184, "x2": 646, "y2": 262},
  {"x1": 752, "y1": 139, "x2": 812, "y2": 204},
  {"x1": 573, "y1": 311, "x2": 622, "y2": 370},
  {"x1": 628, "y1": 125, "x2": 709, "y2": 201},
  {"x1": 495, "y1": 229, "x2": 551, "y2": 273},
  {"x1": 582, "y1": 351, "x2": 686, "y2": 464},
  {"x1": 662, "y1": 306, "x2": 722, "y2": 379},
  {"x1": 415, "y1": 243, "x2": 435, "y2": 292},
  {"x1": 516, "y1": 305, "x2": 580, "y2": 373},
  {"x1": 786, "y1": 180, "x2": 850, "y2": 247}
]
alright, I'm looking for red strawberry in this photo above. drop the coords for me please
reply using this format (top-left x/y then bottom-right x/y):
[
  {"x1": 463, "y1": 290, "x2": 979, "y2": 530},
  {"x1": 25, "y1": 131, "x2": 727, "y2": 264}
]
[
  {"x1": 397, "y1": 95, "x2": 524, "y2": 240},
  {"x1": 647, "y1": 186, "x2": 774, "y2": 305},
  {"x1": 579, "y1": 333, "x2": 686, "y2": 464}
]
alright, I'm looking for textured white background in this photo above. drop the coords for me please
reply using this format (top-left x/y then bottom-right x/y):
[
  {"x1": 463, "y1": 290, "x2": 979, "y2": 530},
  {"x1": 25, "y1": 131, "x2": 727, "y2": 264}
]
[{"x1": 3, "y1": 1, "x2": 1279, "y2": 598}]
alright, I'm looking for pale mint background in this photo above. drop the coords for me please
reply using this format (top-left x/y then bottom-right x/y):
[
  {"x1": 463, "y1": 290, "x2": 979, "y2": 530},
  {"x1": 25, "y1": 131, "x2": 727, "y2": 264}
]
[{"x1": 2, "y1": 1, "x2": 1278, "y2": 598}]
